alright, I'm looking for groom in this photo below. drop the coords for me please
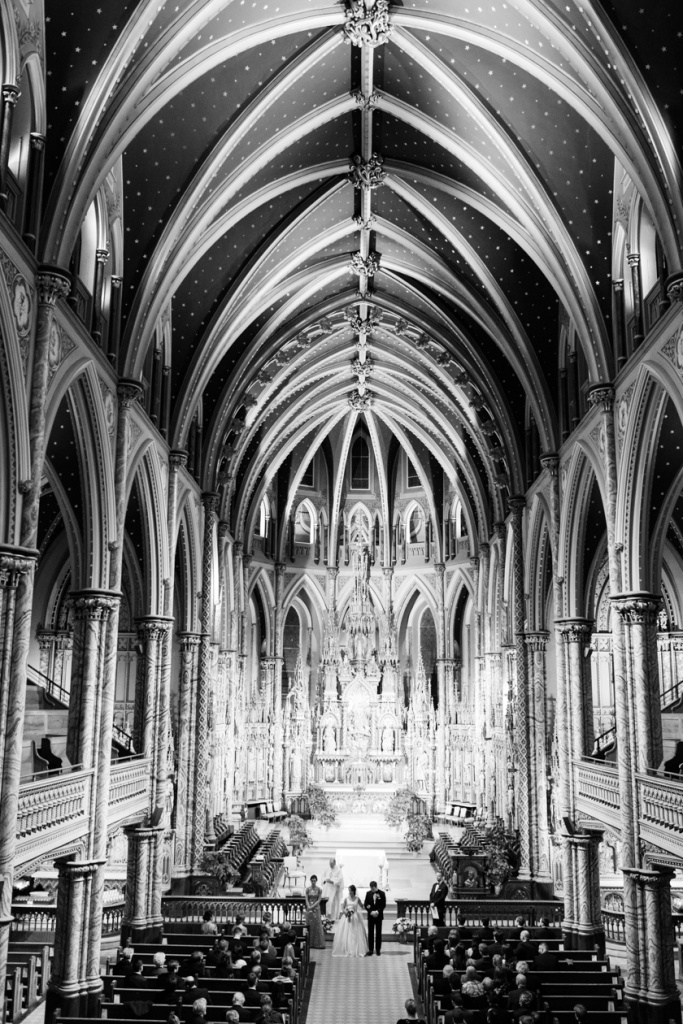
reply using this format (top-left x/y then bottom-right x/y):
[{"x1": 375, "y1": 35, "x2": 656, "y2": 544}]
[{"x1": 364, "y1": 880, "x2": 386, "y2": 956}]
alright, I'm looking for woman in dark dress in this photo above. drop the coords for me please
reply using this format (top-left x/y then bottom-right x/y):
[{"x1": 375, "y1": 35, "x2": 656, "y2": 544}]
[{"x1": 305, "y1": 874, "x2": 326, "y2": 949}]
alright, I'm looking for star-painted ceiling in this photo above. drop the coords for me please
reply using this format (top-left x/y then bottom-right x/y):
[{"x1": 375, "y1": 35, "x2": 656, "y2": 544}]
[{"x1": 41, "y1": 0, "x2": 683, "y2": 545}]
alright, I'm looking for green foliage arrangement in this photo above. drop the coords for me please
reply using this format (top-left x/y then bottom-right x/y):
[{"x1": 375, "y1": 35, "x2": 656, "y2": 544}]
[
  {"x1": 404, "y1": 811, "x2": 433, "y2": 853},
  {"x1": 199, "y1": 850, "x2": 239, "y2": 889},
  {"x1": 384, "y1": 787, "x2": 419, "y2": 829},
  {"x1": 302, "y1": 783, "x2": 338, "y2": 829},
  {"x1": 480, "y1": 818, "x2": 520, "y2": 887},
  {"x1": 284, "y1": 813, "x2": 314, "y2": 854}
]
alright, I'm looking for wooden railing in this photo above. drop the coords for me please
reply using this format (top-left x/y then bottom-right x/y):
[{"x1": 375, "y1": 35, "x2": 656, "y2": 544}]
[
  {"x1": 394, "y1": 899, "x2": 563, "y2": 929},
  {"x1": 161, "y1": 896, "x2": 307, "y2": 927}
]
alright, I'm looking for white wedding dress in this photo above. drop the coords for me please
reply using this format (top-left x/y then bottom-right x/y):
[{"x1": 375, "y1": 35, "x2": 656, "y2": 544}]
[{"x1": 331, "y1": 896, "x2": 368, "y2": 957}]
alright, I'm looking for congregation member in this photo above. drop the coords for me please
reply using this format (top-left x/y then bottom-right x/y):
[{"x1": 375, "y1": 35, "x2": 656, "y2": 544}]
[
  {"x1": 534, "y1": 941, "x2": 560, "y2": 972},
  {"x1": 114, "y1": 948, "x2": 135, "y2": 978},
  {"x1": 514, "y1": 929, "x2": 536, "y2": 962},
  {"x1": 225, "y1": 1013, "x2": 240, "y2": 1024},
  {"x1": 126, "y1": 958, "x2": 148, "y2": 989},
  {"x1": 181, "y1": 977, "x2": 213, "y2": 1006},
  {"x1": 426, "y1": 938, "x2": 450, "y2": 971},
  {"x1": 254, "y1": 994, "x2": 283, "y2": 1024},
  {"x1": 179, "y1": 951, "x2": 206, "y2": 978},
  {"x1": 243, "y1": 972, "x2": 264, "y2": 1007},
  {"x1": 229, "y1": 992, "x2": 246, "y2": 1020},
  {"x1": 395, "y1": 997, "x2": 426, "y2": 1024},
  {"x1": 186, "y1": 997, "x2": 208, "y2": 1024},
  {"x1": 534, "y1": 917, "x2": 556, "y2": 939},
  {"x1": 201, "y1": 910, "x2": 219, "y2": 934}
]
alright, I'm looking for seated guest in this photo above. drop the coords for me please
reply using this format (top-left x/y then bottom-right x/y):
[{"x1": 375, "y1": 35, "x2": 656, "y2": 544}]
[
  {"x1": 179, "y1": 951, "x2": 206, "y2": 979},
  {"x1": 460, "y1": 965, "x2": 485, "y2": 1005},
  {"x1": 186, "y1": 997, "x2": 207, "y2": 1024},
  {"x1": 514, "y1": 930, "x2": 536, "y2": 963},
  {"x1": 181, "y1": 977, "x2": 212, "y2": 1006},
  {"x1": 280, "y1": 956, "x2": 298, "y2": 980},
  {"x1": 254, "y1": 995, "x2": 283, "y2": 1024},
  {"x1": 572, "y1": 1005, "x2": 588, "y2": 1021},
  {"x1": 451, "y1": 943, "x2": 468, "y2": 971},
  {"x1": 225, "y1": 1013, "x2": 240, "y2": 1024},
  {"x1": 433, "y1": 964, "x2": 455, "y2": 996},
  {"x1": 426, "y1": 938, "x2": 450, "y2": 971},
  {"x1": 443, "y1": 1008, "x2": 478, "y2": 1024},
  {"x1": 231, "y1": 916, "x2": 248, "y2": 938},
  {"x1": 510, "y1": 916, "x2": 526, "y2": 941},
  {"x1": 456, "y1": 915, "x2": 473, "y2": 941},
  {"x1": 241, "y1": 950, "x2": 262, "y2": 978},
  {"x1": 514, "y1": 961, "x2": 538, "y2": 992},
  {"x1": 201, "y1": 910, "x2": 218, "y2": 934},
  {"x1": 244, "y1": 972, "x2": 263, "y2": 1007},
  {"x1": 534, "y1": 916, "x2": 556, "y2": 940},
  {"x1": 207, "y1": 938, "x2": 230, "y2": 967},
  {"x1": 448, "y1": 929, "x2": 461, "y2": 946},
  {"x1": 260, "y1": 912, "x2": 275, "y2": 936},
  {"x1": 507, "y1": 975, "x2": 529, "y2": 1010},
  {"x1": 271, "y1": 965, "x2": 294, "y2": 1008},
  {"x1": 258, "y1": 937, "x2": 278, "y2": 967},
  {"x1": 114, "y1": 948, "x2": 135, "y2": 977},
  {"x1": 281, "y1": 929, "x2": 298, "y2": 961},
  {"x1": 488, "y1": 930, "x2": 505, "y2": 957},
  {"x1": 161, "y1": 975, "x2": 180, "y2": 1003},
  {"x1": 426, "y1": 925, "x2": 440, "y2": 951},
  {"x1": 126, "y1": 958, "x2": 148, "y2": 988},
  {"x1": 167, "y1": 1014, "x2": 181, "y2": 1024},
  {"x1": 512, "y1": 991, "x2": 535, "y2": 1020},
  {"x1": 474, "y1": 943, "x2": 493, "y2": 973},
  {"x1": 395, "y1": 997, "x2": 426, "y2": 1024},
  {"x1": 229, "y1": 993, "x2": 246, "y2": 1022},
  {"x1": 479, "y1": 918, "x2": 494, "y2": 941},
  {"x1": 534, "y1": 941, "x2": 560, "y2": 972},
  {"x1": 151, "y1": 951, "x2": 168, "y2": 977},
  {"x1": 500, "y1": 942, "x2": 514, "y2": 965}
]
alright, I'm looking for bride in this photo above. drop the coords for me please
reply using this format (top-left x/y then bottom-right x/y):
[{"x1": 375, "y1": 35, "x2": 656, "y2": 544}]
[{"x1": 332, "y1": 884, "x2": 368, "y2": 957}]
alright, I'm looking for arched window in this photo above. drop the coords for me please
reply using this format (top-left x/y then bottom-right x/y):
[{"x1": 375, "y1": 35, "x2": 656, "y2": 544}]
[
  {"x1": 408, "y1": 506, "x2": 425, "y2": 543},
  {"x1": 407, "y1": 458, "x2": 419, "y2": 487},
  {"x1": 351, "y1": 436, "x2": 369, "y2": 489},
  {"x1": 301, "y1": 460, "x2": 314, "y2": 487},
  {"x1": 294, "y1": 501, "x2": 315, "y2": 543}
]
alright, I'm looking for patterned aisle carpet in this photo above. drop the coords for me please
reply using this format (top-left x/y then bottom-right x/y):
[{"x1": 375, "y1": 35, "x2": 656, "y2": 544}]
[{"x1": 302, "y1": 944, "x2": 415, "y2": 1024}]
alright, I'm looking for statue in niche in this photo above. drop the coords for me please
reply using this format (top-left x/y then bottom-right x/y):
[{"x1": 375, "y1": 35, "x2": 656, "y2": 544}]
[
  {"x1": 381, "y1": 726, "x2": 393, "y2": 752},
  {"x1": 414, "y1": 750, "x2": 428, "y2": 791},
  {"x1": 324, "y1": 724, "x2": 336, "y2": 753},
  {"x1": 289, "y1": 749, "x2": 302, "y2": 792}
]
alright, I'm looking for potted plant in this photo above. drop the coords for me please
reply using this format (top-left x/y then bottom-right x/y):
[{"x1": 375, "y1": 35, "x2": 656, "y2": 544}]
[
  {"x1": 404, "y1": 812, "x2": 433, "y2": 854},
  {"x1": 199, "y1": 850, "x2": 239, "y2": 891},
  {"x1": 302, "y1": 783, "x2": 338, "y2": 829},
  {"x1": 284, "y1": 813, "x2": 314, "y2": 857},
  {"x1": 480, "y1": 818, "x2": 519, "y2": 892},
  {"x1": 385, "y1": 787, "x2": 419, "y2": 829}
]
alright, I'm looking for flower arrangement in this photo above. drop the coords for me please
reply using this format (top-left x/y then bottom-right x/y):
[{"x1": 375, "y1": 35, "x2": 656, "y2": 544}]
[
  {"x1": 404, "y1": 812, "x2": 433, "y2": 853},
  {"x1": 302, "y1": 783, "x2": 338, "y2": 829},
  {"x1": 284, "y1": 814, "x2": 314, "y2": 855},
  {"x1": 480, "y1": 817, "x2": 520, "y2": 888},
  {"x1": 320, "y1": 916, "x2": 334, "y2": 933},
  {"x1": 385, "y1": 786, "x2": 420, "y2": 829},
  {"x1": 392, "y1": 916, "x2": 415, "y2": 935},
  {"x1": 199, "y1": 850, "x2": 239, "y2": 889}
]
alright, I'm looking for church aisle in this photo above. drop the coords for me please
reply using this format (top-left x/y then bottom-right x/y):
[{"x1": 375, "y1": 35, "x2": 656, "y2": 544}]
[{"x1": 302, "y1": 944, "x2": 415, "y2": 1024}]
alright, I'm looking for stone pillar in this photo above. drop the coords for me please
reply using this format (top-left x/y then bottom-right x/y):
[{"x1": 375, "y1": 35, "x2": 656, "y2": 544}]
[
  {"x1": 65, "y1": 591, "x2": 118, "y2": 773},
  {"x1": 107, "y1": 276, "x2": 123, "y2": 368},
  {"x1": 434, "y1": 563, "x2": 447, "y2": 811},
  {"x1": 135, "y1": 617, "x2": 173, "y2": 810},
  {"x1": 524, "y1": 632, "x2": 552, "y2": 883},
  {"x1": 627, "y1": 249, "x2": 644, "y2": 348},
  {"x1": 564, "y1": 829, "x2": 605, "y2": 952},
  {"x1": 122, "y1": 824, "x2": 165, "y2": 944},
  {"x1": 273, "y1": 562, "x2": 286, "y2": 802},
  {"x1": 22, "y1": 133, "x2": 45, "y2": 251},
  {"x1": 509, "y1": 496, "x2": 534, "y2": 880},
  {"x1": 192, "y1": 492, "x2": 219, "y2": 866},
  {"x1": 91, "y1": 248, "x2": 109, "y2": 347},
  {"x1": 612, "y1": 593, "x2": 662, "y2": 774},
  {"x1": 174, "y1": 633, "x2": 201, "y2": 873},
  {"x1": 0, "y1": 85, "x2": 18, "y2": 210},
  {"x1": 613, "y1": 279, "x2": 626, "y2": 370},
  {"x1": 46, "y1": 858, "x2": 105, "y2": 1020},
  {"x1": 557, "y1": 619, "x2": 594, "y2": 769},
  {"x1": 621, "y1": 866, "x2": 680, "y2": 1024}
]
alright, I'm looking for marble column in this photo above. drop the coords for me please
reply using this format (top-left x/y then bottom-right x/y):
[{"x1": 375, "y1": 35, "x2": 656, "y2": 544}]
[
  {"x1": 612, "y1": 593, "x2": 662, "y2": 774},
  {"x1": 22, "y1": 133, "x2": 45, "y2": 251},
  {"x1": 174, "y1": 633, "x2": 202, "y2": 873},
  {"x1": 135, "y1": 616, "x2": 173, "y2": 810},
  {"x1": 434, "y1": 563, "x2": 447, "y2": 811},
  {"x1": 524, "y1": 632, "x2": 552, "y2": 883},
  {"x1": 0, "y1": 547, "x2": 37, "y2": 1000},
  {"x1": 91, "y1": 248, "x2": 109, "y2": 348},
  {"x1": 557, "y1": 619, "x2": 594, "y2": 771},
  {"x1": 46, "y1": 858, "x2": 105, "y2": 1020},
  {"x1": 564, "y1": 829, "x2": 605, "y2": 952},
  {"x1": 0, "y1": 84, "x2": 18, "y2": 211},
  {"x1": 193, "y1": 492, "x2": 219, "y2": 866},
  {"x1": 627, "y1": 249, "x2": 644, "y2": 347},
  {"x1": 107, "y1": 275, "x2": 123, "y2": 369},
  {"x1": 621, "y1": 866, "x2": 680, "y2": 1024},
  {"x1": 273, "y1": 562, "x2": 286, "y2": 802},
  {"x1": 122, "y1": 824, "x2": 165, "y2": 944},
  {"x1": 509, "y1": 496, "x2": 534, "y2": 879}
]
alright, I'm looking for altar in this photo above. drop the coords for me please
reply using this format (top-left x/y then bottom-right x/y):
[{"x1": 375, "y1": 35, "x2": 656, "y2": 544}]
[{"x1": 337, "y1": 848, "x2": 389, "y2": 890}]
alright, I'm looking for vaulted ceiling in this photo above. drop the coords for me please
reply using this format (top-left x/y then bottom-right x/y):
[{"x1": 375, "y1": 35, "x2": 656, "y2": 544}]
[{"x1": 42, "y1": 0, "x2": 683, "y2": 544}]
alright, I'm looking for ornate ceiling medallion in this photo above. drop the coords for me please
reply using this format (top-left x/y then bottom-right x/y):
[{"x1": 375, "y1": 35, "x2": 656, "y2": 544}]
[
  {"x1": 348, "y1": 153, "x2": 386, "y2": 191},
  {"x1": 349, "y1": 252, "x2": 380, "y2": 277},
  {"x1": 343, "y1": 0, "x2": 393, "y2": 48}
]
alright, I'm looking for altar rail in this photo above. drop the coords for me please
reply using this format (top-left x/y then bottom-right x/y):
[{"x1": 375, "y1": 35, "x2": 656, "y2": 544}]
[
  {"x1": 10, "y1": 902, "x2": 124, "y2": 937},
  {"x1": 161, "y1": 896, "x2": 307, "y2": 927},
  {"x1": 394, "y1": 899, "x2": 563, "y2": 929}
]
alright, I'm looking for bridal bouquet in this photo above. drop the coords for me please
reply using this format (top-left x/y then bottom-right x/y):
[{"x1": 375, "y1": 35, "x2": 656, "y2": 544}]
[{"x1": 343, "y1": 906, "x2": 356, "y2": 920}]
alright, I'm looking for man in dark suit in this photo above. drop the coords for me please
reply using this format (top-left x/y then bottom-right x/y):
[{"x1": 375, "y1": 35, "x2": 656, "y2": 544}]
[
  {"x1": 429, "y1": 871, "x2": 449, "y2": 927},
  {"x1": 181, "y1": 977, "x2": 213, "y2": 1005},
  {"x1": 243, "y1": 972, "x2": 263, "y2": 1007},
  {"x1": 364, "y1": 880, "x2": 386, "y2": 956},
  {"x1": 533, "y1": 941, "x2": 560, "y2": 972}
]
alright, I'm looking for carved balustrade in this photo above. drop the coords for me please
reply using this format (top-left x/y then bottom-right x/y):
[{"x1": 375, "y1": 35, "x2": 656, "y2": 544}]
[
  {"x1": 161, "y1": 896, "x2": 307, "y2": 927},
  {"x1": 573, "y1": 760, "x2": 622, "y2": 832}
]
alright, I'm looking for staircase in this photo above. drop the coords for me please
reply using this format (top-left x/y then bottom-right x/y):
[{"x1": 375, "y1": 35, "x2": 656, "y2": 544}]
[{"x1": 592, "y1": 679, "x2": 683, "y2": 762}]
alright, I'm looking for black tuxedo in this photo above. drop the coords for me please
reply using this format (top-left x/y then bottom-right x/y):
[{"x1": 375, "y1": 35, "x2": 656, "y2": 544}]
[
  {"x1": 429, "y1": 880, "x2": 449, "y2": 926},
  {"x1": 364, "y1": 887, "x2": 386, "y2": 953}
]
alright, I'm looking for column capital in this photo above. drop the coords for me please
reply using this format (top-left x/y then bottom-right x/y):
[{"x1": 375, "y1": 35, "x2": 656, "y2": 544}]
[
  {"x1": 557, "y1": 617, "x2": 593, "y2": 642},
  {"x1": 136, "y1": 616, "x2": 173, "y2": 642},
  {"x1": 275, "y1": 562, "x2": 286, "y2": 577},
  {"x1": 613, "y1": 278, "x2": 624, "y2": 293},
  {"x1": 586, "y1": 384, "x2": 614, "y2": 411},
  {"x1": 327, "y1": 565, "x2": 340, "y2": 579},
  {"x1": 54, "y1": 856, "x2": 106, "y2": 878},
  {"x1": 169, "y1": 448, "x2": 188, "y2": 470},
  {"x1": 176, "y1": 631, "x2": 203, "y2": 650},
  {"x1": 381, "y1": 566, "x2": 393, "y2": 578},
  {"x1": 29, "y1": 132, "x2": 45, "y2": 152},
  {"x1": 0, "y1": 544, "x2": 37, "y2": 586},
  {"x1": 492, "y1": 521, "x2": 505, "y2": 541},
  {"x1": 36, "y1": 265, "x2": 70, "y2": 306},
  {"x1": 117, "y1": 378, "x2": 143, "y2": 408},
  {"x1": 201, "y1": 491, "x2": 220, "y2": 516},
  {"x1": 539, "y1": 452, "x2": 559, "y2": 476},
  {"x1": 479, "y1": 543, "x2": 490, "y2": 559},
  {"x1": 110, "y1": 275, "x2": 123, "y2": 290},
  {"x1": 508, "y1": 495, "x2": 526, "y2": 517},
  {"x1": 233, "y1": 540, "x2": 243, "y2": 557},
  {"x1": 434, "y1": 562, "x2": 445, "y2": 576},
  {"x1": 611, "y1": 592, "x2": 661, "y2": 625},
  {"x1": 95, "y1": 248, "x2": 109, "y2": 265},
  {"x1": 217, "y1": 520, "x2": 231, "y2": 542},
  {"x1": 242, "y1": 554, "x2": 253, "y2": 571},
  {"x1": 2, "y1": 84, "x2": 19, "y2": 106},
  {"x1": 626, "y1": 249, "x2": 640, "y2": 268},
  {"x1": 524, "y1": 630, "x2": 550, "y2": 651},
  {"x1": 665, "y1": 270, "x2": 683, "y2": 304},
  {"x1": 622, "y1": 865, "x2": 676, "y2": 887},
  {"x1": 67, "y1": 589, "x2": 120, "y2": 621}
]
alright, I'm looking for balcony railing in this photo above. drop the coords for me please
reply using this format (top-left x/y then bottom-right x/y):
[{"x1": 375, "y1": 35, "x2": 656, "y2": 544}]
[
  {"x1": 574, "y1": 759, "x2": 622, "y2": 832},
  {"x1": 637, "y1": 768, "x2": 683, "y2": 859},
  {"x1": 16, "y1": 757, "x2": 150, "y2": 868}
]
